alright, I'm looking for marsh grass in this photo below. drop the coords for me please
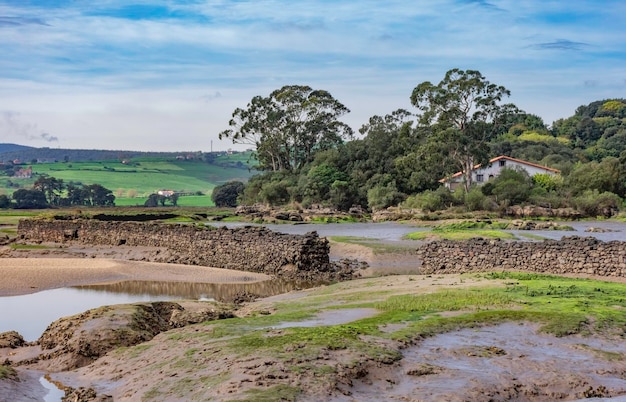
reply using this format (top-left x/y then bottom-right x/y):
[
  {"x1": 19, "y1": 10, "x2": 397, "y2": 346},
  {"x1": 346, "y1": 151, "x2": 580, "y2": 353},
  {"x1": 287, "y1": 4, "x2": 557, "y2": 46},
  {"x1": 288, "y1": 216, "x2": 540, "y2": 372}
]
[
  {"x1": 230, "y1": 384, "x2": 301, "y2": 402},
  {"x1": 376, "y1": 289, "x2": 514, "y2": 314},
  {"x1": 0, "y1": 365, "x2": 17, "y2": 380},
  {"x1": 404, "y1": 229, "x2": 516, "y2": 240},
  {"x1": 9, "y1": 243, "x2": 50, "y2": 250},
  {"x1": 119, "y1": 272, "x2": 626, "y2": 400},
  {"x1": 329, "y1": 236, "x2": 415, "y2": 254}
]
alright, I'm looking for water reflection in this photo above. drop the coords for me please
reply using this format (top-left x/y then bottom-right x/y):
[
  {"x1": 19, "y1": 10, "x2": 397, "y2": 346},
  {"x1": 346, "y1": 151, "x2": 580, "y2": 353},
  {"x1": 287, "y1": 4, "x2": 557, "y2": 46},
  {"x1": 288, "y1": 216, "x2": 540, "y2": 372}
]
[
  {"x1": 74, "y1": 279, "x2": 320, "y2": 302},
  {"x1": 0, "y1": 279, "x2": 321, "y2": 341}
]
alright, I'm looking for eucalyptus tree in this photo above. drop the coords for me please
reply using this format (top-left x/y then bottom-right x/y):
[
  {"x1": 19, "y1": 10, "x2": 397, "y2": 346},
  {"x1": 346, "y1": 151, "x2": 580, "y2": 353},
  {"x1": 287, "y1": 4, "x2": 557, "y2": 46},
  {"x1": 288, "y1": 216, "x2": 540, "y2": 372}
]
[
  {"x1": 219, "y1": 85, "x2": 353, "y2": 172},
  {"x1": 410, "y1": 68, "x2": 516, "y2": 192}
]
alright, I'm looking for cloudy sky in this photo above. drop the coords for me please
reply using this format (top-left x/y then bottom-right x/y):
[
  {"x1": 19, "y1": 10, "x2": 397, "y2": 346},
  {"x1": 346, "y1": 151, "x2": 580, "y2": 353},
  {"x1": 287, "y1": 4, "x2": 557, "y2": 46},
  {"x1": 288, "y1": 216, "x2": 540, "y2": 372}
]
[{"x1": 1, "y1": 1, "x2": 625, "y2": 152}]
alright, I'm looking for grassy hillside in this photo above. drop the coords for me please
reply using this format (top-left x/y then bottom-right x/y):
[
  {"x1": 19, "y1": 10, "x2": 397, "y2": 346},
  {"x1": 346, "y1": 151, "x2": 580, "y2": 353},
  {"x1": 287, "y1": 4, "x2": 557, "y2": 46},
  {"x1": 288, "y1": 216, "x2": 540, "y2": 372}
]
[{"x1": 0, "y1": 154, "x2": 257, "y2": 207}]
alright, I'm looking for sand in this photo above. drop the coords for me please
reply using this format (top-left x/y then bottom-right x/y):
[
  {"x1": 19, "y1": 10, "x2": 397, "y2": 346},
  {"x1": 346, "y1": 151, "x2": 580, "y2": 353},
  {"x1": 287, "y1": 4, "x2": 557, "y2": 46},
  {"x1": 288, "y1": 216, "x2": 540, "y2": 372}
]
[{"x1": 0, "y1": 258, "x2": 272, "y2": 297}]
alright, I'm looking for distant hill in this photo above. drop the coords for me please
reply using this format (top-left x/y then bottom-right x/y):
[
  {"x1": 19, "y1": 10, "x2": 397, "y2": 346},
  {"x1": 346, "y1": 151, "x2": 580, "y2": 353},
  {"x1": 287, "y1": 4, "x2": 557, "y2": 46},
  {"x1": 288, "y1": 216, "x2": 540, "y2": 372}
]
[
  {"x1": 0, "y1": 143, "x2": 34, "y2": 156},
  {"x1": 0, "y1": 144, "x2": 184, "y2": 163}
]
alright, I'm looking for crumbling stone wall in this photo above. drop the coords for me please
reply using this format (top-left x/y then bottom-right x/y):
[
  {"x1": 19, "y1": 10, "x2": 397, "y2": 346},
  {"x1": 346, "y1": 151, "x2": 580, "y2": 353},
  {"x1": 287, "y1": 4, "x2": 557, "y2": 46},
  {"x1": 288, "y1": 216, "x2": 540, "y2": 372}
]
[
  {"x1": 416, "y1": 236, "x2": 626, "y2": 278},
  {"x1": 17, "y1": 219, "x2": 331, "y2": 279}
]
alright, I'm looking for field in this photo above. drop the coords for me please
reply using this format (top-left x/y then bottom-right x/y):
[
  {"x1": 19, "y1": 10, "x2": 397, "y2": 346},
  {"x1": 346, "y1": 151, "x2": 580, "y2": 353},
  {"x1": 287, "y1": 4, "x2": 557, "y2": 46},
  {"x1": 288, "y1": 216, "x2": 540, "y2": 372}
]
[{"x1": 0, "y1": 154, "x2": 256, "y2": 207}]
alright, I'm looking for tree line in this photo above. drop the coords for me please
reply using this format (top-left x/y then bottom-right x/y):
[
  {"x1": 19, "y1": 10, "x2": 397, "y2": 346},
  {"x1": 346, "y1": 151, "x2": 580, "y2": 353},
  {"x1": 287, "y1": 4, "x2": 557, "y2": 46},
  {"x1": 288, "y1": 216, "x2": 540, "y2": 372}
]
[
  {"x1": 218, "y1": 69, "x2": 626, "y2": 216},
  {"x1": 0, "y1": 175, "x2": 115, "y2": 209}
]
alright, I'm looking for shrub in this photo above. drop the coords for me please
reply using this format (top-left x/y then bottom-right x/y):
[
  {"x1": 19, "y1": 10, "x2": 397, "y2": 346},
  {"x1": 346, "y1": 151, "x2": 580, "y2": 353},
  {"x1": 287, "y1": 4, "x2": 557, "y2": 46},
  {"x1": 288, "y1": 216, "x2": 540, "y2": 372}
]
[
  {"x1": 573, "y1": 190, "x2": 621, "y2": 218},
  {"x1": 402, "y1": 187, "x2": 456, "y2": 212},
  {"x1": 211, "y1": 181, "x2": 245, "y2": 207}
]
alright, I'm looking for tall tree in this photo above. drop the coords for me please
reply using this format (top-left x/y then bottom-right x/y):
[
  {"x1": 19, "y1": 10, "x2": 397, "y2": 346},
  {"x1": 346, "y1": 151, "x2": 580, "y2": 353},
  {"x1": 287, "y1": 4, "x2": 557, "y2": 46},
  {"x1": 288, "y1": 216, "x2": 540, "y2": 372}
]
[
  {"x1": 410, "y1": 68, "x2": 513, "y2": 192},
  {"x1": 34, "y1": 175, "x2": 64, "y2": 206},
  {"x1": 219, "y1": 85, "x2": 353, "y2": 172}
]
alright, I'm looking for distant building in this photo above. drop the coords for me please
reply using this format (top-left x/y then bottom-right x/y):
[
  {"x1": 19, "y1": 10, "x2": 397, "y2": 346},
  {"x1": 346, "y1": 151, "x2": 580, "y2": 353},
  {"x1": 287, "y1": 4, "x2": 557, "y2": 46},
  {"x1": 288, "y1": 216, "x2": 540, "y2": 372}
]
[
  {"x1": 14, "y1": 166, "x2": 33, "y2": 179},
  {"x1": 440, "y1": 156, "x2": 560, "y2": 191},
  {"x1": 157, "y1": 190, "x2": 176, "y2": 197}
]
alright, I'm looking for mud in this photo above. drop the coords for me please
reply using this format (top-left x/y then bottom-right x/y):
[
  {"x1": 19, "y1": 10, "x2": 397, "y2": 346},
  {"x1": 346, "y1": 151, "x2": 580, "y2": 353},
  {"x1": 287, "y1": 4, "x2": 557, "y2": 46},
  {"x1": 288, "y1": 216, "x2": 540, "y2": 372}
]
[{"x1": 336, "y1": 322, "x2": 626, "y2": 401}]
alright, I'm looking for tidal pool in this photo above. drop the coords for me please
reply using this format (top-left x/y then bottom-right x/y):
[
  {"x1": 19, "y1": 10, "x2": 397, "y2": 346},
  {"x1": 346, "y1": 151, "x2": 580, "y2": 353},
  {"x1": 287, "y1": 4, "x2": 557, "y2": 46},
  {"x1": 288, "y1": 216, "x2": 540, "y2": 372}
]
[{"x1": 0, "y1": 279, "x2": 312, "y2": 341}]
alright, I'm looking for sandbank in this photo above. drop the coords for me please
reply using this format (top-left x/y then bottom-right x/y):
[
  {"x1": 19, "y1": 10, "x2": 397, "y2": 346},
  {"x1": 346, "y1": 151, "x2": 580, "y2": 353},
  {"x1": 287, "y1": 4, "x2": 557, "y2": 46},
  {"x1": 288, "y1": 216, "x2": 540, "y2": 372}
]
[{"x1": 0, "y1": 258, "x2": 271, "y2": 297}]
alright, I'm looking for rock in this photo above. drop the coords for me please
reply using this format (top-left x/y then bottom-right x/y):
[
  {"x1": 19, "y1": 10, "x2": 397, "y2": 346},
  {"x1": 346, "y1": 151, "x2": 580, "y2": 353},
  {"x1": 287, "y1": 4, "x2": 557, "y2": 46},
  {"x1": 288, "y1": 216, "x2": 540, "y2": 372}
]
[
  {"x1": 34, "y1": 301, "x2": 234, "y2": 371},
  {"x1": 0, "y1": 331, "x2": 25, "y2": 348}
]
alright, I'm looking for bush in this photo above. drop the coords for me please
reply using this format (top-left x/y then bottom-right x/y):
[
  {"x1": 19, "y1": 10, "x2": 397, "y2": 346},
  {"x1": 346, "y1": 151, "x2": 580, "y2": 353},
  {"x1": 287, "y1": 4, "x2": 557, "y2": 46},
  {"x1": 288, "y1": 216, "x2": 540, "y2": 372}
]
[
  {"x1": 573, "y1": 190, "x2": 621, "y2": 218},
  {"x1": 464, "y1": 187, "x2": 492, "y2": 211},
  {"x1": 211, "y1": 181, "x2": 245, "y2": 207},
  {"x1": 0, "y1": 194, "x2": 10, "y2": 208},
  {"x1": 402, "y1": 187, "x2": 455, "y2": 212},
  {"x1": 367, "y1": 182, "x2": 405, "y2": 211}
]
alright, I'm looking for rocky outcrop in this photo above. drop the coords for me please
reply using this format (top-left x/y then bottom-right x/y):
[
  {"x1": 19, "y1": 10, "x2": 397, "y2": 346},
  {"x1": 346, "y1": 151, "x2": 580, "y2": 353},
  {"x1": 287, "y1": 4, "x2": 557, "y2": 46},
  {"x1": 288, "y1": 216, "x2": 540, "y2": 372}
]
[
  {"x1": 0, "y1": 331, "x2": 25, "y2": 349},
  {"x1": 17, "y1": 219, "x2": 338, "y2": 281},
  {"x1": 12, "y1": 301, "x2": 235, "y2": 372},
  {"x1": 416, "y1": 236, "x2": 626, "y2": 278}
]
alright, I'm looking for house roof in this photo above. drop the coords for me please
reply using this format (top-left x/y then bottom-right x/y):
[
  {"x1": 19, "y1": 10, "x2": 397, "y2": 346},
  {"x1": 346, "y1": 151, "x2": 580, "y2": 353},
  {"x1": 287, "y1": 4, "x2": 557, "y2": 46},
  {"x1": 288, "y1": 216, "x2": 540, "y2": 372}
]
[{"x1": 439, "y1": 155, "x2": 560, "y2": 183}]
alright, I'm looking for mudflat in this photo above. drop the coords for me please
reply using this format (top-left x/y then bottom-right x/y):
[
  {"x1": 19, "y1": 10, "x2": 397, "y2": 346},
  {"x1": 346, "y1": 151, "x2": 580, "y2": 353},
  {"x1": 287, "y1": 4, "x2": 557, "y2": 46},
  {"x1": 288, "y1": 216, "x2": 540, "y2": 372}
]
[{"x1": 0, "y1": 257, "x2": 271, "y2": 297}]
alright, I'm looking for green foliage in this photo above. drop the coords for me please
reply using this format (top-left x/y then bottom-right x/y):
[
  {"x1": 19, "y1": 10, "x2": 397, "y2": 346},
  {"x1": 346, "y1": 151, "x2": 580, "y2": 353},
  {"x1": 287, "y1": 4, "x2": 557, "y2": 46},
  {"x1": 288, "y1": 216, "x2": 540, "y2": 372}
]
[
  {"x1": 211, "y1": 181, "x2": 245, "y2": 207},
  {"x1": 532, "y1": 173, "x2": 563, "y2": 192},
  {"x1": 240, "y1": 171, "x2": 297, "y2": 206},
  {"x1": 411, "y1": 68, "x2": 513, "y2": 192},
  {"x1": 219, "y1": 85, "x2": 353, "y2": 172},
  {"x1": 0, "y1": 194, "x2": 10, "y2": 208},
  {"x1": 402, "y1": 187, "x2": 456, "y2": 212},
  {"x1": 12, "y1": 188, "x2": 48, "y2": 209},
  {"x1": 517, "y1": 131, "x2": 570, "y2": 145},
  {"x1": 367, "y1": 181, "x2": 405, "y2": 211},
  {"x1": 490, "y1": 168, "x2": 532, "y2": 205},
  {"x1": 573, "y1": 190, "x2": 621, "y2": 218},
  {"x1": 464, "y1": 186, "x2": 492, "y2": 211}
]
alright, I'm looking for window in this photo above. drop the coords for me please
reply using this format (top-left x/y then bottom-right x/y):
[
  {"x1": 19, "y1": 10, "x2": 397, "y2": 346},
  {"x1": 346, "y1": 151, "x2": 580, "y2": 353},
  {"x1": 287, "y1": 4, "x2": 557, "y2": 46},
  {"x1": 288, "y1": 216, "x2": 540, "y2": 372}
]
[
  {"x1": 499, "y1": 160, "x2": 506, "y2": 167},
  {"x1": 476, "y1": 174, "x2": 484, "y2": 182}
]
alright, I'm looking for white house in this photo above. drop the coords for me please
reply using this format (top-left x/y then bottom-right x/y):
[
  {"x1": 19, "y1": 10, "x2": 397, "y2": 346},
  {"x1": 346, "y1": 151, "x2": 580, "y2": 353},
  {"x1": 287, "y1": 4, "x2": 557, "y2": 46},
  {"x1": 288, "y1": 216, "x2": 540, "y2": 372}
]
[{"x1": 440, "y1": 156, "x2": 560, "y2": 191}]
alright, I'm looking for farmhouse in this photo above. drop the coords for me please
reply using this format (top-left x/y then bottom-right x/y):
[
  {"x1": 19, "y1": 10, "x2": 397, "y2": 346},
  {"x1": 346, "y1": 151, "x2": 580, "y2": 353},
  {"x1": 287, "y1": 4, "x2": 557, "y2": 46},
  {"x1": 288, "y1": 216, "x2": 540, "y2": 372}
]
[
  {"x1": 14, "y1": 166, "x2": 33, "y2": 179},
  {"x1": 157, "y1": 190, "x2": 176, "y2": 197},
  {"x1": 440, "y1": 156, "x2": 560, "y2": 191}
]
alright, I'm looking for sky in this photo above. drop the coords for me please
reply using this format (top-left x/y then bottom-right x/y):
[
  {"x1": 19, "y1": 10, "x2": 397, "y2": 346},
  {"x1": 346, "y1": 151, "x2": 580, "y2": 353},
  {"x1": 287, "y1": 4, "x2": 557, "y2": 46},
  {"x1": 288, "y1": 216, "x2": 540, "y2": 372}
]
[{"x1": 1, "y1": 0, "x2": 625, "y2": 152}]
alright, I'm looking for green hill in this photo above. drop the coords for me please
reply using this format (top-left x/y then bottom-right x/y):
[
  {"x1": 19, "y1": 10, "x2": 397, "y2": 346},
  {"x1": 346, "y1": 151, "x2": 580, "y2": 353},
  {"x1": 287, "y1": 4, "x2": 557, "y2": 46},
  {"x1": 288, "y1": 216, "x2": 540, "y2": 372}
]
[{"x1": 0, "y1": 153, "x2": 257, "y2": 207}]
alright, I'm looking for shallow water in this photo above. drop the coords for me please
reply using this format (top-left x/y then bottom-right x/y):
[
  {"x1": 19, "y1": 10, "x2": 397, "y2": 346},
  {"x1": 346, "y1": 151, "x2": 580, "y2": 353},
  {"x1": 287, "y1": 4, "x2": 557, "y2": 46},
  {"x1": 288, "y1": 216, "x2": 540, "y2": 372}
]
[
  {"x1": 0, "y1": 287, "x2": 180, "y2": 341},
  {"x1": 0, "y1": 278, "x2": 314, "y2": 341},
  {"x1": 210, "y1": 220, "x2": 626, "y2": 242},
  {"x1": 340, "y1": 322, "x2": 626, "y2": 401}
]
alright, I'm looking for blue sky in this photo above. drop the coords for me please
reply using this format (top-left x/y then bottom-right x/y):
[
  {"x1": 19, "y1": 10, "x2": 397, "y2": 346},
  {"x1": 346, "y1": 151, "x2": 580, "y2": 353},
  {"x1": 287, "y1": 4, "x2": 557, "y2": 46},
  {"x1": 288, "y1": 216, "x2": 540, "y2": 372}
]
[{"x1": 1, "y1": 0, "x2": 625, "y2": 151}]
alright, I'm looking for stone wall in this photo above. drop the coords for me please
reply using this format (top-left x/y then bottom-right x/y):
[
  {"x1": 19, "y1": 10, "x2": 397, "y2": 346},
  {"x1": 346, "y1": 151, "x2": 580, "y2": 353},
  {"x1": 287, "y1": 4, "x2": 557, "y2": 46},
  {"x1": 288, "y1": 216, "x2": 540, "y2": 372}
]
[
  {"x1": 416, "y1": 236, "x2": 626, "y2": 278},
  {"x1": 17, "y1": 219, "x2": 332, "y2": 280}
]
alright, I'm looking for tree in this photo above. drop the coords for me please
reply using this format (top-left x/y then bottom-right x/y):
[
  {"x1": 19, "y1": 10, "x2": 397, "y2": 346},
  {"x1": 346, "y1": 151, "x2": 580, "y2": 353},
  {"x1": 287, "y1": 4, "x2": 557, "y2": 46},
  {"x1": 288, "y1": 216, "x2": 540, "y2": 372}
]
[
  {"x1": 410, "y1": 68, "x2": 513, "y2": 192},
  {"x1": 34, "y1": 175, "x2": 64, "y2": 206},
  {"x1": 0, "y1": 194, "x2": 10, "y2": 209},
  {"x1": 211, "y1": 181, "x2": 245, "y2": 207},
  {"x1": 83, "y1": 184, "x2": 115, "y2": 206},
  {"x1": 12, "y1": 189, "x2": 48, "y2": 209},
  {"x1": 219, "y1": 85, "x2": 353, "y2": 172}
]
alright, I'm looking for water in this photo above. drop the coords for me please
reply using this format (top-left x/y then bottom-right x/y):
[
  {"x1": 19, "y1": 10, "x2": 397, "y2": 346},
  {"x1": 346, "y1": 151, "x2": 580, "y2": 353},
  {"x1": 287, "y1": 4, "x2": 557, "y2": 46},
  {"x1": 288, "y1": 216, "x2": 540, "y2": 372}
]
[
  {"x1": 0, "y1": 279, "x2": 313, "y2": 342},
  {"x1": 0, "y1": 287, "x2": 180, "y2": 341},
  {"x1": 208, "y1": 221, "x2": 424, "y2": 242},
  {"x1": 210, "y1": 220, "x2": 626, "y2": 242}
]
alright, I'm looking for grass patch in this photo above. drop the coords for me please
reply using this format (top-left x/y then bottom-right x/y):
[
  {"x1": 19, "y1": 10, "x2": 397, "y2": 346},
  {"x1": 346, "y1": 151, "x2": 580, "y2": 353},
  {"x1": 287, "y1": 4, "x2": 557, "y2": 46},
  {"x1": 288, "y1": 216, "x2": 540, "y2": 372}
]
[
  {"x1": 376, "y1": 289, "x2": 514, "y2": 314},
  {"x1": 10, "y1": 243, "x2": 50, "y2": 250},
  {"x1": 0, "y1": 365, "x2": 17, "y2": 380},
  {"x1": 404, "y1": 229, "x2": 516, "y2": 241},
  {"x1": 230, "y1": 384, "x2": 301, "y2": 402},
  {"x1": 329, "y1": 236, "x2": 414, "y2": 254},
  {"x1": 517, "y1": 233, "x2": 547, "y2": 240}
]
